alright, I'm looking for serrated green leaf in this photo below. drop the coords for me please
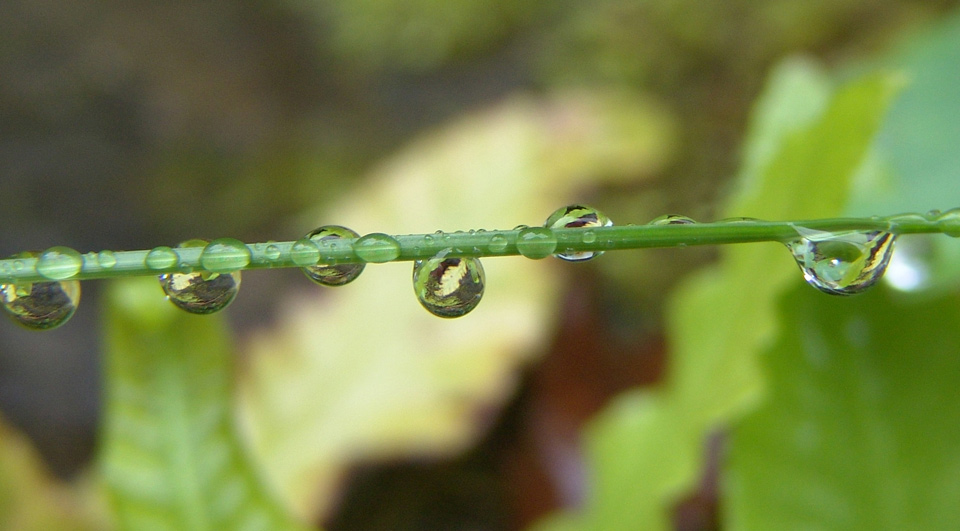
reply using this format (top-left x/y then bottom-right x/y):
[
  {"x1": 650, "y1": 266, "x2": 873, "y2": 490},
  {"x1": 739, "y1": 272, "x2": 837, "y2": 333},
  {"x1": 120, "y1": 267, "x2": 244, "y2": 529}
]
[
  {"x1": 726, "y1": 285, "x2": 960, "y2": 530},
  {"x1": 99, "y1": 278, "x2": 307, "y2": 531},
  {"x1": 535, "y1": 62, "x2": 900, "y2": 530}
]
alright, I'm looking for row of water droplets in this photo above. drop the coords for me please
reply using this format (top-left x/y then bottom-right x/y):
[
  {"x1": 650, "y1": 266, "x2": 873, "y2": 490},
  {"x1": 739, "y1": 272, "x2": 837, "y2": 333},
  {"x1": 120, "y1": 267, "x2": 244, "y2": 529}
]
[{"x1": 3, "y1": 207, "x2": 959, "y2": 329}]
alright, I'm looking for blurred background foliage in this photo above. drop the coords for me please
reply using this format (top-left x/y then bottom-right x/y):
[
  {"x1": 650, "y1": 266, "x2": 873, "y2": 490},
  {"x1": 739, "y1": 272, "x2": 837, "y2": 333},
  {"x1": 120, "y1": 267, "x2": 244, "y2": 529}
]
[{"x1": 2, "y1": 0, "x2": 960, "y2": 529}]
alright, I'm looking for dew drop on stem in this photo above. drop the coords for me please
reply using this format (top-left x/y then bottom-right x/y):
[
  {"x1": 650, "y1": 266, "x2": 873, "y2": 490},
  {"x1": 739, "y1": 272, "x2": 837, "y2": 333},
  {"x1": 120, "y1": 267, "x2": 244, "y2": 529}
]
[
  {"x1": 160, "y1": 240, "x2": 240, "y2": 314},
  {"x1": 649, "y1": 214, "x2": 696, "y2": 225},
  {"x1": 200, "y1": 238, "x2": 251, "y2": 273},
  {"x1": 516, "y1": 227, "x2": 557, "y2": 260},
  {"x1": 545, "y1": 204, "x2": 613, "y2": 261},
  {"x1": 1, "y1": 251, "x2": 80, "y2": 330},
  {"x1": 301, "y1": 225, "x2": 365, "y2": 286},
  {"x1": 354, "y1": 233, "x2": 401, "y2": 263},
  {"x1": 36, "y1": 246, "x2": 83, "y2": 281},
  {"x1": 785, "y1": 228, "x2": 896, "y2": 295},
  {"x1": 413, "y1": 254, "x2": 485, "y2": 318}
]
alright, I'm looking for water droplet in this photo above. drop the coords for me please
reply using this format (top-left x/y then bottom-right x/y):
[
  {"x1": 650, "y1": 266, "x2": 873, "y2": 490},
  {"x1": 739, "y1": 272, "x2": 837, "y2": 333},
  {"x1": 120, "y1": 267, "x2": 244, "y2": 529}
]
[
  {"x1": 424, "y1": 234, "x2": 435, "y2": 244},
  {"x1": 159, "y1": 240, "x2": 239, "y2": 314},
  {"x1": 718, "y1": 216, "x2": 760, "y2": 223},
  {"x1": 301, "y1": 225, "x2": 364, "y2": 286},
  {"x1": 413, "y1": 255, "x2": 485, "y2": 318},
  {"x1": 488, "y1": 234, "x2": 508, "y2": 253},
  {"x1": 159, "y1": 270, "x2": 240, "y2": 315},
  {"x1": 513, "y1": 224, "x2": 529, "y2": 231},
  {"x1": 290, "y1": 239, "x2": 321, "y2": 267},
  {"x1": 97, "y1": 250, "x2": 117, "y2": 269},
  {"x1": 200, "y1": 238, "x2": 250, "y2": 273},
  {"x1": 354, "y1": 233, "x2": 401, "y2": 263},
  {"x1": 649, "y1": 214, "x2": 696, "y2": 225},
  {"x1": 146, "y1": 246, "x2": 178, "y2": 270},
  {"x1": 1, "y1": 252, "x2": 80, "y2": 330},
  {"x1": 36, "y1": 246, "x2": 83, "y2": 280},
  {"x1": 516, "y1": 227, "x2": 557, "y2": 259},
  {"x1": 582, "y1": 230, "x2": 597, "y2": 244},
  {"x1": 937, "y1": 208, "x2": 960, "y2": 237},
  {"x1": 544, "y1": 204, "x2": 613, "y2": 261},
  {"x1": 786, "y1": 228, "x2": 896, "y2": 295},
  {"x1": 265, "y1": 243, "x2": 281, "y2": 261}
]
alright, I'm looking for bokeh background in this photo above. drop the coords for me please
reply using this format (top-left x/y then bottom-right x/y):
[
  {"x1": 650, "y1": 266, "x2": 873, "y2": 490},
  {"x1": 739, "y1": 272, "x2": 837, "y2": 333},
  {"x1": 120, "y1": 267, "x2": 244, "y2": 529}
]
[{"x1": 3, "y1": 1, "x2": 960, "y2": 529}]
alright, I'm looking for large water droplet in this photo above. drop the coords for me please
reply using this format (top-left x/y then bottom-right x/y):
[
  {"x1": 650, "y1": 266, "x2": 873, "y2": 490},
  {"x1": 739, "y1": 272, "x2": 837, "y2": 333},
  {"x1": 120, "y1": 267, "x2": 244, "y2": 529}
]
[
  {"x1": 1, "y1": 252, "x2": 80, "y2": 330},
  {"x1": 146, "y1": 246, "x2": 178, "y2": 270},
  {"x1": 786, "y1": 228, "x2": 896, "y2": 295},
  {"x1": 413, "y1": 255, "x2": 485, "y2": 318},
  {"x1": 161, "y1": 240, "x2": 240, "y2": 314},
  {"x1": 649, "y1": 214, "x2": 696, "y2": 225},
  {"x1": 36, "y1": 246, "x2": 83, "y2": 280},
  {"x1": 354, "y1": 233, "x2": 401, "y2": 263},
  {"x1": 516, "y1": 227, "x2": 557, "y2": 260},
  {"x1": 301, "y1": 225, "x2": 365, "y2": 286},
  {"x1": 544, "y1": 204, "x2": 612, "y2": 261},
  {"x1": 200, "y1": 238, "x2": 250, "y2": 273}
]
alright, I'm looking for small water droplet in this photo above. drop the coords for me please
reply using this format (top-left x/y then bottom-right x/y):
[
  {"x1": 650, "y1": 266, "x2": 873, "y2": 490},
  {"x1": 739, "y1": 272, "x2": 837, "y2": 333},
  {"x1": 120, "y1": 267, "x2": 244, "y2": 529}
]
[
  {"x1": 786, "y1": 228, "x2": 896, "y2": 295},
  {"x1": 354, "y1": 233, "x2": 401, "y2": 263},
  {"x1": 159, "y1": 239, "x2": 239, "y2": 314},
  {"x1": 301, "y1": 225, "x2": 364, "y2": 286},
  {"x1": 937, "y1": 208, "x2": 960, "y2": 237},
  {"x1": 146, "y1": 246, "x2": 179, "y2": 270},
  {"x1": 13, "y1": 260, "x2": 25, "y2": 272},
  {"x1": 1, "y1": 252, "x2": 80, "y2": 330},
  {"x1": 516, "y1": 227, "x2": 558, "y2": 260},
  {"x1": 424, "y1": 234, "x2": 435, "y2": 244},
  {"x1": 488, "y1": 234, "x2": 508, "y2": 253},
  {"x1": 413, "y1": 256, "x2": 485, "y2": 318},
  {"x1": 513, "y1": 224, "x2": 529, "y2": 231},
  {"x1": 718, "y1": 216, "x2": 760, "y2": 223},
  {"x1": 290, "y1": 239, "x2": 321, "y2": 267},
  {"x1": 649, "y1": 214, "x2": 696, "y2": 225},
  {"x1": 36, "y1": 246, "x2": 83, "y2": 280},
  {"x1": 97, "y1": 250, "x2": 117, "y2": 269},
  {"x1": 200, "y1": 238, "x2": 250, "y2": 273},
  {"x1": 265, "y1": 244, "x2": 281, "y2": 261},
  {"x1": 544, "y1": 204, "x2": 613, "y2": 261}
]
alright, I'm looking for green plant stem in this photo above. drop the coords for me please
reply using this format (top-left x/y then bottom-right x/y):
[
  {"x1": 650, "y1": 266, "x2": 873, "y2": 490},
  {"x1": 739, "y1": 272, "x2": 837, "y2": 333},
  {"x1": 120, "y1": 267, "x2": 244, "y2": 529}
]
[{"x1": 1, "y1": 213, "x2": 958, "y2": 284}]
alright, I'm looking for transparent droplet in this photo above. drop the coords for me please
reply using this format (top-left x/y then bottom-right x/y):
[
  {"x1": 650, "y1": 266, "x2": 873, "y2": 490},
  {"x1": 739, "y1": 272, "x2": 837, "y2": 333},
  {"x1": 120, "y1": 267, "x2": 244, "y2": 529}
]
[
  {"x1": 937, "y1": 208, "x2": 960, "y2": 237},
  {"x1": 200, "y1": 238, "x2": 250, "y2": 273},
  {"x1": 516, "y1": 227, "x2": 558, "y2": 260},
  {"x1": 649, "y1": 214, "x2": 696, "y2": 225},
  {"x1": 264, "y1": 243, "x2": 281, "y2": 261},
  {"x1": 97, "y1": 250, "x2": 118, "y2": 269},
  {"x1": 544, "y1": 204, "x2": 613, "y2": 261},
  {"x1": 488, "y1": 234, "x2": 508, "y2": 253},
  {"x1": 354, "y1": 233, "x2": 401, "y2": 263},
  {"x1": 1, "y1": 252, "x2": 80, "y2": 330},
  {"x1": 36, "y1": 246, "x2": 83, "y2": 280},
  {"x1": 146, "y1": 246, "x2": 178, "y2": 270},
  {"x1": 413, "y1": 255, "x2": 485, "y2": 318},
  {"x1": 290, "y1": 239, "x2": 321, "y2": 267},
  {"x1": 786, "y1": 228, "x2": 896, "y2": 295},
  {"x1": 301, "y1": 225, "x2": 364, "y2": 286},
  {"x1": 160, "y1": 240, "x2": 240, "y2": 314}
]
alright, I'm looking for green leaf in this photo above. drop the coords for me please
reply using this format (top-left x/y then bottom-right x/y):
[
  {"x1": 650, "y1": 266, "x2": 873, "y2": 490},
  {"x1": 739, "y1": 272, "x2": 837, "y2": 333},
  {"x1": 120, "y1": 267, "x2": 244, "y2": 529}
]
[
  {"x1": 237, "y1": 89, "x2": 676, "y2": 520},
  {"x1": 536, "y1": 62, "x2": 900, "y2": 530},
  {"x1": 99, "y1": 278, "x2": 307, "y2": 531},
  {"x1": 726, "y1": 285, "x2": 960, "y2": 529}
]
